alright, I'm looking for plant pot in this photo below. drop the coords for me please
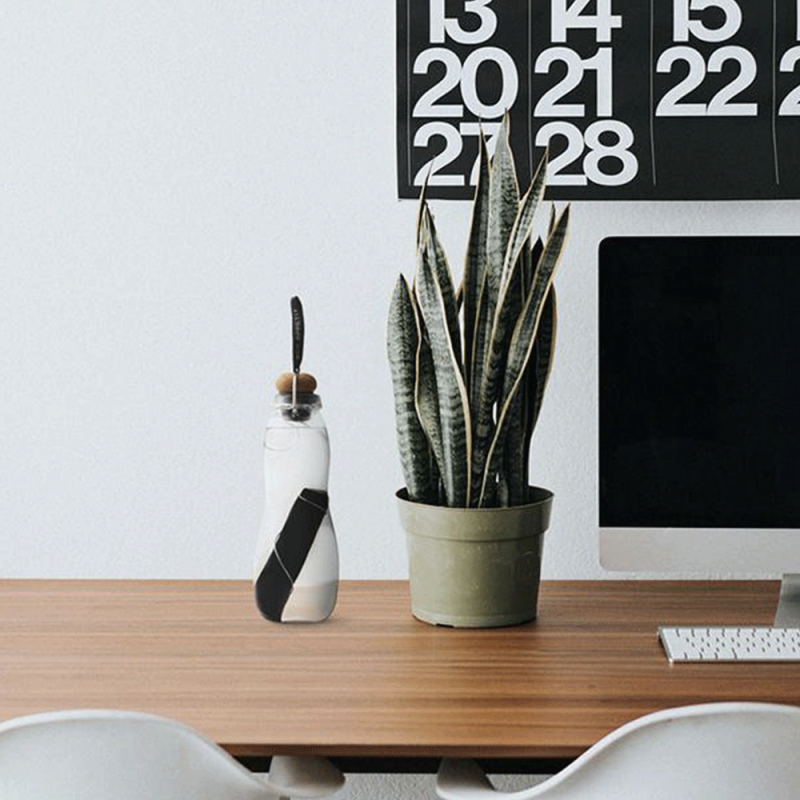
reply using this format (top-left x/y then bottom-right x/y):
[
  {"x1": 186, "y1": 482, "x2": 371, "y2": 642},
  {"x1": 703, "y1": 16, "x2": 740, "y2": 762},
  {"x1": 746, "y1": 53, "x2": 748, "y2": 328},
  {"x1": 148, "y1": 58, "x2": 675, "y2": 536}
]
[{"x1": 396, "y1": 487, "x2": 554, "y2": 628}]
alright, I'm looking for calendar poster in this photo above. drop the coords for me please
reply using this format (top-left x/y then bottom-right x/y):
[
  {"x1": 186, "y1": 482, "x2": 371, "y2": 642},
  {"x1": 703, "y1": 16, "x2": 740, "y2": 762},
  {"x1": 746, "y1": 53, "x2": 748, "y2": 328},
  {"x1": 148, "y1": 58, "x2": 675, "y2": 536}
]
[{"x1": 397, "y1": 0, "x2": 800, "y2": 199}]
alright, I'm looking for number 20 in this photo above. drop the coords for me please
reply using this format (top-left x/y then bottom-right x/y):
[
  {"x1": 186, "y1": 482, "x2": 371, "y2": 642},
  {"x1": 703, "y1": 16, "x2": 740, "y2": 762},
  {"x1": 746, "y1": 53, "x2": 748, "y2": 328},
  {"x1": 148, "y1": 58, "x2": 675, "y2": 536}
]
[{"x1": 413, "y1": 47, "x2": 519, "y2": 119}]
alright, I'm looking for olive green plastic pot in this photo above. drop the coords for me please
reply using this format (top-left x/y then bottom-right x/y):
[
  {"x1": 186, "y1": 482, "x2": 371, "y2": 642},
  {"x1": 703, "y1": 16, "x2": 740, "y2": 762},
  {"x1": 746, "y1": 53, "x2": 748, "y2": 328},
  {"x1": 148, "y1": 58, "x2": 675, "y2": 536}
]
[{"x1": 396, "y1": 487, "x2": 554, "y2": 628}]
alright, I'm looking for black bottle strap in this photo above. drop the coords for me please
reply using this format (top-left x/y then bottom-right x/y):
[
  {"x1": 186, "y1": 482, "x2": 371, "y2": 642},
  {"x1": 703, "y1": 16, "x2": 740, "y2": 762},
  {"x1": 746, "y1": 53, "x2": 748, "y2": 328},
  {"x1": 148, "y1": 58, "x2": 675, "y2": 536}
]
[{"x1": 255, "y1": 488, "x2": 329, "y2": 622}]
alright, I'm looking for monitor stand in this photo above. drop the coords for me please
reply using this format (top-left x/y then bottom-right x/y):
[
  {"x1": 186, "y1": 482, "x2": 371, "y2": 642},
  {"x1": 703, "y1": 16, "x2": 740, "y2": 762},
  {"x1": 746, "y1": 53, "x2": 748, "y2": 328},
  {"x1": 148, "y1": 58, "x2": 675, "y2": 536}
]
[{"x1": 775, "y1": 574, "x2": 800, "y2": 627}]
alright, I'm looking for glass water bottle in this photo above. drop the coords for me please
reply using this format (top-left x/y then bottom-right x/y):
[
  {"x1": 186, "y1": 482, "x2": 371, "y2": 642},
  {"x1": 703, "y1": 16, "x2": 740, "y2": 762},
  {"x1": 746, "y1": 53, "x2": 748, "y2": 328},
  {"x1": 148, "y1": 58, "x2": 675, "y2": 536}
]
[{"x1": 254, "y1": 389, "x2": 339, "y2": 622}]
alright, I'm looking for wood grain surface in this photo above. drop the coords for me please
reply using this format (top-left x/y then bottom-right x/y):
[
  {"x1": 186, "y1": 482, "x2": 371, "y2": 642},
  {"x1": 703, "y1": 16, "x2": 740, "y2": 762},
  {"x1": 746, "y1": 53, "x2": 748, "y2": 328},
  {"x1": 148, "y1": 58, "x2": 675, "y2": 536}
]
[{"x1": 0, "y1": 579, "x2": 797, "y2": 759}]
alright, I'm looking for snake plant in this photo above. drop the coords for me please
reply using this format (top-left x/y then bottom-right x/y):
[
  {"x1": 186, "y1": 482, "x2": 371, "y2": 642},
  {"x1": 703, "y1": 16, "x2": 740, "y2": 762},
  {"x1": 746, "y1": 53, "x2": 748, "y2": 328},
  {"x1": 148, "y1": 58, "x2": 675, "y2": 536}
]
[{"x1": 388, "y1": 116, "x2": 569, "y2": 508}]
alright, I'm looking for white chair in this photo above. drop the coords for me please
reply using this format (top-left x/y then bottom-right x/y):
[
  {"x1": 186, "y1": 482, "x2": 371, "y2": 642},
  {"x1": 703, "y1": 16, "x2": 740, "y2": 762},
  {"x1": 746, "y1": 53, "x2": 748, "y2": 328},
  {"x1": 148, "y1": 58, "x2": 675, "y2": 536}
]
[
  {"x1": 0, "y1": 709, "x2": 345, "y2": 800},
  {"x1": 437, "y1": 702, "x2": 800, "y2": 800}
]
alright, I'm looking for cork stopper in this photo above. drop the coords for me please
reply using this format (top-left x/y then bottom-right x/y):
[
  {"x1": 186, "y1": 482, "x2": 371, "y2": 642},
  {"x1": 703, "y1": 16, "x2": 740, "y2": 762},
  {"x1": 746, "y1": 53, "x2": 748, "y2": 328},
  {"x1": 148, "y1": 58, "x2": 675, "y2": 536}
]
[{"x1": 275, "y1": 371, "x2": 317, "y2": 395}]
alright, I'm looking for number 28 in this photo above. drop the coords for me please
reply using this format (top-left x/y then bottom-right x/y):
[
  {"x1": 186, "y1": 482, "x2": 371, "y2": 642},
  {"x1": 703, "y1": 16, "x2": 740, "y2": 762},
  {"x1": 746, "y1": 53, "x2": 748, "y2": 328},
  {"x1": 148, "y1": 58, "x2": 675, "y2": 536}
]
[{"x1": 535, "y1": 121, "x2": 638, "y2": 186}]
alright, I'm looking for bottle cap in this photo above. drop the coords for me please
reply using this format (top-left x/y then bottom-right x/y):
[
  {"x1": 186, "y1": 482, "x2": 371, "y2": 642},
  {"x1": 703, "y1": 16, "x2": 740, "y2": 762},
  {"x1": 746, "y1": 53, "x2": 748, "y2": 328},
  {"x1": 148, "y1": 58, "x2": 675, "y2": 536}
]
[{"x1": 275, "y1": 372, "x2": 317, "y2": 395}]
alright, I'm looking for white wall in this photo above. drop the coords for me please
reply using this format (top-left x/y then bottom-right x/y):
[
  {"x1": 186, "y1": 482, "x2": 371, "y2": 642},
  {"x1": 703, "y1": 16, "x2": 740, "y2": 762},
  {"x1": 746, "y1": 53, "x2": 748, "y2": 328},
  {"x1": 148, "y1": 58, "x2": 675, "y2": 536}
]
[{"x1": 1, "y1": 1, "x2": 795, "y2": 585}]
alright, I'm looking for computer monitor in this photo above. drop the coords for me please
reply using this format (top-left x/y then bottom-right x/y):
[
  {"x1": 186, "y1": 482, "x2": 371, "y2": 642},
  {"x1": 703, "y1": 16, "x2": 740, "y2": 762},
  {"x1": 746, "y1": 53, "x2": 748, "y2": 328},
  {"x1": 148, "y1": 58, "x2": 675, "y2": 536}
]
[{"x1": 598, "y1": 236, "x2": 800, "y2": 626}]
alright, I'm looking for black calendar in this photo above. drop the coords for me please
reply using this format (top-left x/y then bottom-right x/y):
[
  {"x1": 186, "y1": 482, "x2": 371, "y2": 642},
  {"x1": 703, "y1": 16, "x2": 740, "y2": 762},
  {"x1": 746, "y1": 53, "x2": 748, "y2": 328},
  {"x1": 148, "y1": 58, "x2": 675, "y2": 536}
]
[{"x1": 396, "y1": 0, "x2": 800, "y2": 199}]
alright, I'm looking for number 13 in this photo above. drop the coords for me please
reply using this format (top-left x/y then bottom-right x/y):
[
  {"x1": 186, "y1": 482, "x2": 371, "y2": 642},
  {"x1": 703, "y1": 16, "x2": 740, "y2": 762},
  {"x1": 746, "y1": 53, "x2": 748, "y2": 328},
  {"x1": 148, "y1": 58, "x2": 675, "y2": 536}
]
[{"x1": 429, "y1": 0, "x2": 497, "y2": 45}]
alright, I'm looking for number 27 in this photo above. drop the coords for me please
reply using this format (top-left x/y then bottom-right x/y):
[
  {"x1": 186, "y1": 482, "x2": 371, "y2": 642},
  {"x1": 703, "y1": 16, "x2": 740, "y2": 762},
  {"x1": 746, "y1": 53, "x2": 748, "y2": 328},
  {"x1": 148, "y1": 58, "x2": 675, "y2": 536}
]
[{"x1": 413, "y1": 123, "x2": 502, "y2": 187}]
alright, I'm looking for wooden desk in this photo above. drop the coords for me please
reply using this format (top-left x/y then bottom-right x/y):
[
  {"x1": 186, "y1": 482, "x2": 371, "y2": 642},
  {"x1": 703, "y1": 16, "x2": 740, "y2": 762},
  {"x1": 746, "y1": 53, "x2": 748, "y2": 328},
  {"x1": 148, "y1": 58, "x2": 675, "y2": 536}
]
[{"x1": 1, "y1": 580, "x2": 799, "y2": 772}]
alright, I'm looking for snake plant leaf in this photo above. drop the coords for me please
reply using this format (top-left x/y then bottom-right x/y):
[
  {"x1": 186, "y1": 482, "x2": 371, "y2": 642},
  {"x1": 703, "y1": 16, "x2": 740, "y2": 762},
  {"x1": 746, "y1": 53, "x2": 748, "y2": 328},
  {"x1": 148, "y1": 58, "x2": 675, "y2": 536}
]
[
  {"x1": 505, "y1": 255, "x2": 525, "y2": 347},
  {"x1": 415, "y1": 172, "x2": 430, "y2": 249},
  {"x1": 482, "y1": 155, "x2": 546, "y2": 405},
  {"x1": 411, "y1": 272, "x2": 445, "y2": 503},
  {"x1": 497, "y1": 473, "x2": 509, "y2": 508},
  {"x1": 387, "y1": 274, "x2": 435, "y2": 502},
  {"x1": 469, "y1": 116, "x2": 518, "y2": 466},
  {"x1": 526, "y1": 285, "x2": 557, "y2": 444},
  {"x1": 501, "y1": 387, "x2": 526, "y2": 507},
  {"x1": 470, "y1": 158, "x2": 550, "y2": 499},
  {"x1": 493, "y1": 268, "x2": 541, "y2": 508},
  {"x1": 479, "y1": 113, "x2": 519, "y2": 393},
  {"x1": 477, "y1": 205, "x2": 570, "y2": 506},
  {"x1": 415, "y1": 315, "x2": 445, "y2": 500},
  {"x1": 477, "y1": 265, "x2": 525, "y2": 510},
  {"x1": 513, "y1": 284, "x2": 557, "y2": 492},
  {"x1": 502, "y1": 209, "x2": 568, "y2": 419},
  {"x1": 419, "y1": 203, "x2": 463, "y2": 370},
  {"x1": 485, "y1": 113, "x2": 519, "y2": 314},
  {"x1": 496, "y1": 280, "x2": 554, "y2": 508},
  {"x1": 525, "y1": 236, "x2": 544, "y2": 295},
  {"x1": 496, "y1": 260, "x2": 530, "y2": 507},
  {"x1": 469, "y1": 273, "x2": 491, "y2": 422},
  {"x1": 415, "y1": 235, "x2": 472, "y2": 507},
  {"x1": 516, "y1": 233, "x2": 549, "y2": 429},
  {"x1": 501, "y1": 150, "x2": 547, "y2": 286},
  {"x1": 463, "y1": 130, "x2": 491, "y2": 394}
]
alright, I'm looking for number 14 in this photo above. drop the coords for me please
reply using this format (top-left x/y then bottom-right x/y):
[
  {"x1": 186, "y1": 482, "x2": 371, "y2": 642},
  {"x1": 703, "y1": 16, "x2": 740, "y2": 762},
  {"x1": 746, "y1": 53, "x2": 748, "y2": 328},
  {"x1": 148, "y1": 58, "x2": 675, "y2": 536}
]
[{"x1": 551, "y1": 0, "x2": 622, "y2": 43}]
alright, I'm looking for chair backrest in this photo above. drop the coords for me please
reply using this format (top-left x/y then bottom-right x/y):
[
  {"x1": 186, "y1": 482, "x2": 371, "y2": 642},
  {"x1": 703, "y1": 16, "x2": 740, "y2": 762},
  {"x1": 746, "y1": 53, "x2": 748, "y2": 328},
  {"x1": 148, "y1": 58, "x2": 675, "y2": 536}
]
[
  {"x1": 535, "y1": 702, "x2": 800, "y2": 800},
  {"x1": 0, "y1": 709, "x2": 275, "y2": 800}
]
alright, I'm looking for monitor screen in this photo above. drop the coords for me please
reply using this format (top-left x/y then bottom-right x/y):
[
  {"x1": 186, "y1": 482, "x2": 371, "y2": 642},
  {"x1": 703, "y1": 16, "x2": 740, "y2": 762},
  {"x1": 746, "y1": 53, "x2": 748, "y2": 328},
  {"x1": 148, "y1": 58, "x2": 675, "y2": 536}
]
[{"x1": 598, "y1": 236, "x2": 800, "y2": 576}]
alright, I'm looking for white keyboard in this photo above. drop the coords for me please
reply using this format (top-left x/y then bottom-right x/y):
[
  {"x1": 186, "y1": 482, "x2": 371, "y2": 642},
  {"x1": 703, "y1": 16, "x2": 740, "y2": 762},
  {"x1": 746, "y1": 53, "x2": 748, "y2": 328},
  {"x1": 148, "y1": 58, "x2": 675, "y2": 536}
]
[{"x1": 659, "y1": 626, "x2": 800, "y2": 662}]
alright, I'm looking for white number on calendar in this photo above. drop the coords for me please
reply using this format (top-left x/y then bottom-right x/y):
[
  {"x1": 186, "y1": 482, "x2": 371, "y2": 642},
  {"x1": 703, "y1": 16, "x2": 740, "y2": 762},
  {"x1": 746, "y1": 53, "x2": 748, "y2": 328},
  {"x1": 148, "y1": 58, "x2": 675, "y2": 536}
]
[
  {"x1": 655, "y1": 46, "x2": 757, "y2": 116},
  {"x1": 534, "y1": 47, "x2": 613, "y2": 117},
  {"x1": 535, "y1": 120, "x2": 638, "y2": 186},
  {"x1": 413, "y1": 47, "x2": 518, "y2": 119},
  {"x1": 779, "y1": 46, "x2": 800, "y2": 116},
  {"x1": 461, "y1": 48, "x2": 519, "y2": 117},
  {"x1": 550, "y1": 0, "x2": 622, "y2": 43},
  {"x1": 413, "y1": 49, "x2": 463, "y2": 117},
  {"x1": 429, "y1": 0, "x2": 497, "y2": 45},
  {"x1": 414, "y1": 122, "x2": 465, "y2": 186},
  {"x1": 797, "y1": 0, "x2": 800, "y2": 41},
  {"x1": 413, "y1": 122, "x2": 503, "y2": 187},
  {"x1": 460, "y1": 122, "x2": 502, "y2": 184},
  {"x1": 673, "y1": 0, "x2": 742, "y2": 43}
]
